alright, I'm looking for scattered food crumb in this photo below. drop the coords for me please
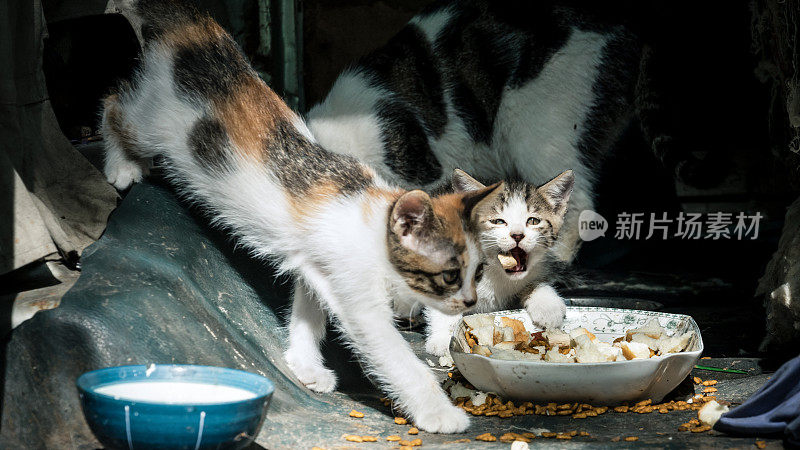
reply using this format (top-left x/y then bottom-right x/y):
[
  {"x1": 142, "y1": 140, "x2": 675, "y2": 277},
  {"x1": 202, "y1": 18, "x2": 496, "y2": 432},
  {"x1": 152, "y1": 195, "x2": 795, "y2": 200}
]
[
  {"x1": 703, "y1": 387, "x2": 718, "y2": 393},
  {"x1": 541, "y1": 432, "x2": 557, "y2": 438},
  {"x1": 625, "y1": 436, "x2": 639, "y2": 441},
  {"x1": 755, "y1": 440, "x2": 767, "y2": 448},
  {"x1": 408, "y1": 427, "x2": 419, "y2": 435},
  {"x1": 394, "y1": 417, "x2": 407, "y2": 425},
  {"x1": 361, "y1": 436, "x2": 377, "y2": 442},
  {"x1": 476, "y1": 432, "x2": 497, "y2": 442},
  {"x1": 348, "y1": 410, "x2": 364, "y2": 418},
  {"x1": 698, "y1": 400, "x2": 730, "y2": 427},
  {"x1": 344, "y1": 435, "x2": 363, "y2": 442},
  {"x1": 511, "y1": 441, "x2": 530, "y2": 450},
  {"x1": 693, "y1": 376, "x2": 703, "y2": 384},
  {"x1": 311, "y1": 447, "x2": 326, "y2": 450},
  {"x1": 611, "y1": 436, "x2": 621, "y2": 442},
  {"x1": 701, "y1": 356, "x2": 711, "y2": 359},
  {"x1": 399, "y1": 438, "x2": 422, "y2": 446},
  {"x1": 703, "y1": 380, "x2": 718, "y2": 386},
  {"x1": 386, "y1": 435, "x2": 401, "y2": 441}
]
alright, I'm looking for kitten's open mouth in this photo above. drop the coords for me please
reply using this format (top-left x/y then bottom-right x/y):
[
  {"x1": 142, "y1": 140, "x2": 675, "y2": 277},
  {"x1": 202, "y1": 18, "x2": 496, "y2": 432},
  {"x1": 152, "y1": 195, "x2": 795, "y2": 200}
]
[{"x1": 498, "y1": 247, "x2": 527, "y2": 274}]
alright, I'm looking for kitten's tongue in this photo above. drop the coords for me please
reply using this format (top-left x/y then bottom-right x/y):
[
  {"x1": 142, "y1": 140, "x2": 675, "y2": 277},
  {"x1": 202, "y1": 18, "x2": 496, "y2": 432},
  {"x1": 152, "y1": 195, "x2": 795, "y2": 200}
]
[{"x1": 507, "y1": 247, "x2": 527, "y2": 273}]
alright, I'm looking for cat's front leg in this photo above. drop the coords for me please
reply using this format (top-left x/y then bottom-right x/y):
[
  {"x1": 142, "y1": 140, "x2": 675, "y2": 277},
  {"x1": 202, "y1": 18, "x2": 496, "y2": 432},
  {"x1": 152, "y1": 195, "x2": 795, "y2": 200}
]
[
  {"x1": 524, "y1": 283, "x2": 566, "y2": 330},
  {"x1": 340, "y1": 306, "x2": 469, "y2": 432},
  {"x1": 283, "y1": 281, "x2": 338, "y2": 393},
  {"x1": 423, "y1": 307, "x2": 461, "y2": 357},
  {"x1": 101, "y1": 94, "x2": 150, "y2": 190}
]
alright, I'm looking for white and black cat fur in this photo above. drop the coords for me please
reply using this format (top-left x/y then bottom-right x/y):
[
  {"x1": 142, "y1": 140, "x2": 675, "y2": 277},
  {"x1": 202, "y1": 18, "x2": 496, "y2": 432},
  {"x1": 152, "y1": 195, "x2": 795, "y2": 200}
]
[
  {"x1": 100, "y1": 0, "x2": 506, "y2": 432},
  {"x1": 425, "y1": 169, "x2": 574, "y2": 356},
  {"x1": 307, "y1": 0, "x2": 692, "y2": 263}
]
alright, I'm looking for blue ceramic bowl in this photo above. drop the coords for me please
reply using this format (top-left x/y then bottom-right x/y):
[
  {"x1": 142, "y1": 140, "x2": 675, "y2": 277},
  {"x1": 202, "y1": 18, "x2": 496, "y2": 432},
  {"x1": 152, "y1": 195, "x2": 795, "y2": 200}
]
[{"x1": 77, "y1": 365, "x2": 274, "y2": 450}]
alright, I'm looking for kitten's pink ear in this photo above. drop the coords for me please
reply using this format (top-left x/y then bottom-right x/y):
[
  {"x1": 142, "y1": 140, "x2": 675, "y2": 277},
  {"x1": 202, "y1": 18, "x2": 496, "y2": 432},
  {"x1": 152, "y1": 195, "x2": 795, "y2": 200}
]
[
  {"x1": 391, "y1": 190, "x2": 433, "y2": 237},
  {"x1": 452, "y1": 169, "x2": 485, "y2": 192},
  {"x1": 462, "y1": 181, "x2": 504, "y2": 219},
  {"x1": 539, "y1": 170, "x2": 574, "y2": 216}
]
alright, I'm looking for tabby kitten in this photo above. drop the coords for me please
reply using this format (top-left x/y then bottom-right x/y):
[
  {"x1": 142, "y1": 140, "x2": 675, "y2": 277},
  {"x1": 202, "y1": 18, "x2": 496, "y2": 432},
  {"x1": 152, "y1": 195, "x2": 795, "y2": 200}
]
[
  {"x1": 424, "y1": 170, "x2": 574, "y2": 356},
  {"x1": 102, "y1": 0, "x2": 500, "y2": 432}
]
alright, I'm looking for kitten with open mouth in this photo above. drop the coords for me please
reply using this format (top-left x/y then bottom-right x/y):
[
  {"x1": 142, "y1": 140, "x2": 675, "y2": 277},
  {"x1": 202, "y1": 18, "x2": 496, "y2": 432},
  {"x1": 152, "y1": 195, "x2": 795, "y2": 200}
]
[{"x1": 424, "y1": 169, "x2": 574, "y2": 357}]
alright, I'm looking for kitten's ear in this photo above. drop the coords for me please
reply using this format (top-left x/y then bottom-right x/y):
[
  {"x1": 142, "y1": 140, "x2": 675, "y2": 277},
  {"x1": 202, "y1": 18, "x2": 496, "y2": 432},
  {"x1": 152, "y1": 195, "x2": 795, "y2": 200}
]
[
  {"x1": 452, "y1": 169, "x2": 485, "y2": 192},
  {"x1": 391, "y1": 190, "x2": 433, "y2": 237},
  {"x1": 539, "y1": 170, "x2": 574, "y2": 216},
  {"x1": 462, "y1": 181, "x2": 504, "y2": 219}
]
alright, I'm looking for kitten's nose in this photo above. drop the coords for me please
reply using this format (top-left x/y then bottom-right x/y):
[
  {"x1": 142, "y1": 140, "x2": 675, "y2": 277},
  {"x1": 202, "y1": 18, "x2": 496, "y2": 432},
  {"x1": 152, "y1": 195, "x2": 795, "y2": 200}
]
[
  {"x1": 464, "y1": 298, "x2": 476, "y2": 307},
  {"x1": 511, "y1": 233, "x2": 524, "y2": 243}
]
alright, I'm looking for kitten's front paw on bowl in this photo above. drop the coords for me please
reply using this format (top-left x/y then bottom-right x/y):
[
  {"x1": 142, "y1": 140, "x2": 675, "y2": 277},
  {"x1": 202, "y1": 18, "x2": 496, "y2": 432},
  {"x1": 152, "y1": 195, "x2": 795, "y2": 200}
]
[
  {"x1": 413, "y1": 402, "x2": 470, "y2": 433},
  {"x1": 284, "y1": 353, "x2": 338, "y2": 393},
  {"x1": 526, "y1": 286, "x2": 566, "y2": 329},
  {"x1": 425, "y1": 333, "x2": 451, "y2": 357}
]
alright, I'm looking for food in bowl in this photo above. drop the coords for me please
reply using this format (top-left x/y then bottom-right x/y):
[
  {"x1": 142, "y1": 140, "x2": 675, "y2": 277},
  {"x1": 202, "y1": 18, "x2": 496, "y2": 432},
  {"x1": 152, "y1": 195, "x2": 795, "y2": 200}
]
[
  {"x1": 450, "y1": 307, "x2": 703, "y2": 403},
  {"x1": 463, "y1": 314, "x2": 695, "y2": 363}
]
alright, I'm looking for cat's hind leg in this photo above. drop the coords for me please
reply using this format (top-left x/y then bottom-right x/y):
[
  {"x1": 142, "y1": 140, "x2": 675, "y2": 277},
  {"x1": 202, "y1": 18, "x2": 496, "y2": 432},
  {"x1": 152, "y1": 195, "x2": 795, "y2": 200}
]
[
  {"x1": 101, "y1": 93, "x2": 150, "y2": 190},
  {"x1": 424, "y1": 307, "x2": 461, "y2": 357},
  {"x1": 284, "y1": 280, "x2": 338, "y2": 393}
]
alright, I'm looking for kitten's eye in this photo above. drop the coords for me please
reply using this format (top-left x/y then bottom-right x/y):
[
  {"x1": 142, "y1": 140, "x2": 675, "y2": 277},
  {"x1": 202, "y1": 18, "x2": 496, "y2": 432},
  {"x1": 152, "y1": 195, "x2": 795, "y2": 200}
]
[
  {"x1": 441, "y1": 269, "x2": 460, "y2": 285},
  {"x1": 527, "y1": 217, "x2": 541, "y2": 226},
  {"x1": 490, "y1": 218, "x2": 507, "y2": 225}
]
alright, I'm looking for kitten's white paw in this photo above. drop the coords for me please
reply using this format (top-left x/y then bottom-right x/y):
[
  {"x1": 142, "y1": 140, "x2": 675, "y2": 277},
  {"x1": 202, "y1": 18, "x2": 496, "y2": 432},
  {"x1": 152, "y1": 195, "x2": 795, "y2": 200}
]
[
  {"x1": 412, "y1": 400, "x2": 470, "y2": 433},
  {"x1": 526, "y1": 285, "x2": 566, "y2": 330},
  {"x1": 424, "y1": 333, "x2": 451, "y2": 357},
  {"x1": 105, "y1": 158, "x2": 145, "y2": 190},
  {"x1": 284, "y1": 351, "x2": 338, "y2": 393}
]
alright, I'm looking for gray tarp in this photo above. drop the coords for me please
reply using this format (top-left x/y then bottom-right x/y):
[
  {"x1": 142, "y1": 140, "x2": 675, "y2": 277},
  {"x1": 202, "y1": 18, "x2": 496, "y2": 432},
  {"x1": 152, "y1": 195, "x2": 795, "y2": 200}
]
[{"x1": 0, "y1": 0, "x2": 118, "y2": 274}]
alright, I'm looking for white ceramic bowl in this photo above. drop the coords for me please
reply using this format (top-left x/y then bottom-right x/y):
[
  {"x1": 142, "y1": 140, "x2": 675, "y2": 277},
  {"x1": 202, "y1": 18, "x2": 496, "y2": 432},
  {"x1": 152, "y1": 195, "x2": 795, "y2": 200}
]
[{"x1": 449, "y1": 307, "x2": 703, "y2": 404}]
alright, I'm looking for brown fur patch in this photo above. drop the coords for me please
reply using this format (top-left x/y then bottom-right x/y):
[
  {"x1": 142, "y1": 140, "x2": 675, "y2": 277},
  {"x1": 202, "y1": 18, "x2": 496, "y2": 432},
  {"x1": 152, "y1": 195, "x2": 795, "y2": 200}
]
[
  {"x1": 103, "y1": 94, "x2": 142, "y2": 159},
  {"x1": 162, "y1": 18, "x2": 226, "y2": 49}
]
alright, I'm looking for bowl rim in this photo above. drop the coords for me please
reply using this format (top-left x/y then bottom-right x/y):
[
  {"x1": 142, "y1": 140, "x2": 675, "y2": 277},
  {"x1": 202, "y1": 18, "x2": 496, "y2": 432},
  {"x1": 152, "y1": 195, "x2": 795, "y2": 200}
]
[
  {"x1": 450, "y1": 306, "x2": 704, "y2": 367},
  {"x1": 76, "y1": 364, "x2": 275, "y2": 407}
]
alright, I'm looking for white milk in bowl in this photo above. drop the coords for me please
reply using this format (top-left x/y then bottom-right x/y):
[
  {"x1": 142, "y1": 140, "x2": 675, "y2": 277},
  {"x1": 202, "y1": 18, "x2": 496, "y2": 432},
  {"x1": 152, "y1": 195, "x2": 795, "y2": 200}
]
[{"x1": 94, "y1": 381, "x2": 257, "y2": 404}]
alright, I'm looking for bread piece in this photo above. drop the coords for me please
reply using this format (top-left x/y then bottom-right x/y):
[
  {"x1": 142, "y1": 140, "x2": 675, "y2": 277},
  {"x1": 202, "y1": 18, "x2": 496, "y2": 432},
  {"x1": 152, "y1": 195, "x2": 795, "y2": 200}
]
[
  {"x1": 472, "y1": 326, "x2": 495, "y2": 346},
  {"x1": 492, "y1": 341, "x2": 518, "y2": 350},
  {"x1": 544, "y1": 347, "x2": 576, "y2": 363},
  {"x1": 618, "y1": 341, "x2": 651, "y2": 360},
  {"x1": 698, "y1": 400, "x2": 729, "y2": 426},
  {"x1": 472, "y1": 344, "x2": 492, "y2": 357},
  {"x1": 569, "y1": 327, "x2": 597, "y2": 342},
  {"x1": 493, "y1": 326, "x2": 516, "y2": 345},
  {"x1": 501, "y1": 316, "x2": 530, "y2": 343},
  {"x1": 497, "y1": 253, "x2": 517, "y2": 270},
  {"x1": 575, "y1": 339, "x2": 620, "y2": 363},
  {"x1": 626, "y1": 318, "x2": 665, "y2": 340},
  {"x1": 629, "y1": 333, "x2": 661, "y2": 351},
  {"x1": 658, "y1": 331, "x2": 693, "y2": 354},
  {"x1": 543, "y1": 329, "x2": 571, "y2": 347},
  {"x1": 463, "y1": 314, "x2": 494, "y2": 330}
]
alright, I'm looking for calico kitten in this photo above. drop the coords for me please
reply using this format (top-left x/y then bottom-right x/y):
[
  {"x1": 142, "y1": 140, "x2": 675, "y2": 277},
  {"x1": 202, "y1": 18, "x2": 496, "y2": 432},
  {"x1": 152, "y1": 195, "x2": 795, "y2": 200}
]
[
  {"x1": 424, "y1": 170, "x2": 574, "y2": 356},
  {"x1": 306, "y1": 0, "x2": 692, "y2": 263},
  {"x1": 101, "y1": 0, "x2": 501, "y2": 432}
]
